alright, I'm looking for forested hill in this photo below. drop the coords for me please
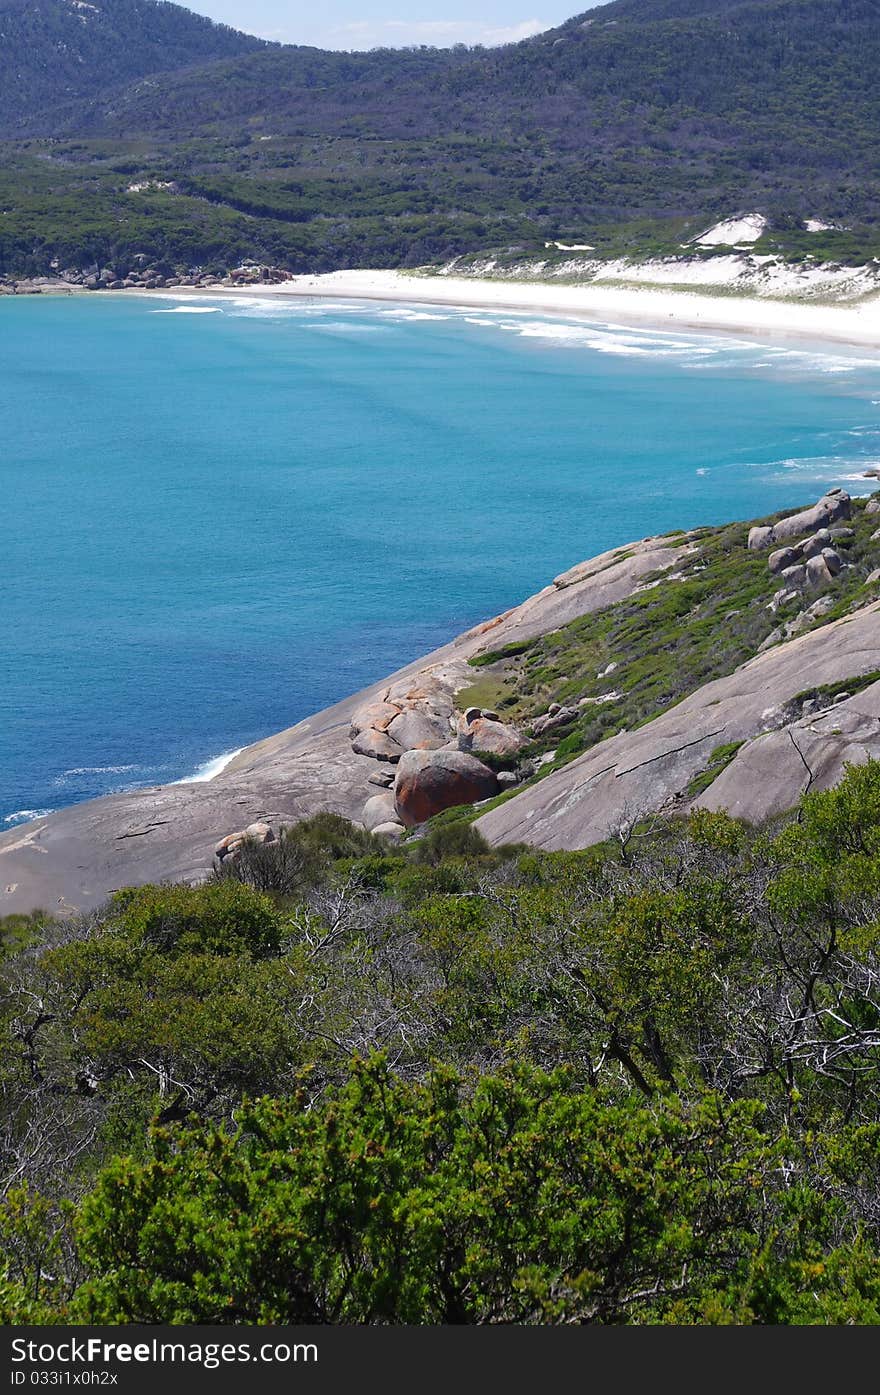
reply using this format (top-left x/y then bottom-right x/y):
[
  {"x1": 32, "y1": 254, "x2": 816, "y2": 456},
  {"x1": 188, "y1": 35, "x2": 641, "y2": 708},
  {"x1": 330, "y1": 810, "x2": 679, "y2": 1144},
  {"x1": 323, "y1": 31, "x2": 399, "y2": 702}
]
[
  {"x1": 9, "y1": 0, "x2": 875, "y2": 147},
  {"x1": 10, "y1": 0, "x2": 876, "y2": 148},
  {"x1": 0, "y1": 0, "x2": 267, "y2": 133},
  {"x1": 1, "y1": 0, "x2": 879, "y2": 278}
]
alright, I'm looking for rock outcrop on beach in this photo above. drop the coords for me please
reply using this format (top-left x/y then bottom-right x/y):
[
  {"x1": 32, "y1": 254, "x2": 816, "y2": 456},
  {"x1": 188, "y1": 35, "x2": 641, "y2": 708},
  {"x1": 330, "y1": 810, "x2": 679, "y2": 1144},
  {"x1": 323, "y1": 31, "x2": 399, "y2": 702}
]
[
  {"x1": 350, "y1": 693, "x2": 524, "y2": 835},
  {"x1": 4, "y1": 492, "x2": 880, "y2": 916}
]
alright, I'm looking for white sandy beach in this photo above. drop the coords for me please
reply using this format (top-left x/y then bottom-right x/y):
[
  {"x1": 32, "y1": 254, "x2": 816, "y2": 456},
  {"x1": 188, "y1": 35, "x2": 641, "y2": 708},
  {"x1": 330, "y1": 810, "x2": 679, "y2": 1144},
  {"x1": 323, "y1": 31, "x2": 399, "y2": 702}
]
[{"x1": 212, "y1": 267, "x2": 880, "y2": 351}]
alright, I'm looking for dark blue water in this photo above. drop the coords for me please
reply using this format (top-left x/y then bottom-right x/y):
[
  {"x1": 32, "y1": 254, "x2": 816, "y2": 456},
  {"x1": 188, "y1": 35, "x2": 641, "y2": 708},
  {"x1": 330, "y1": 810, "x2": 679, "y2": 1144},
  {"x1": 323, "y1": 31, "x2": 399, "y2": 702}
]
[{"x1": 3, "y1": 293, "x2": 880, "y2": 823}]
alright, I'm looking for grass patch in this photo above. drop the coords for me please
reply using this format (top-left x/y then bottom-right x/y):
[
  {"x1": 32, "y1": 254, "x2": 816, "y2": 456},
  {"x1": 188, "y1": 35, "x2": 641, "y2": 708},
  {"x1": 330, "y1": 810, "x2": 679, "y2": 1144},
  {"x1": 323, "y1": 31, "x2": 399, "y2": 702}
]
[
  {"x1": 469, "y1": 639, "x2": 532, "y2": 668},
  {"x1": 686, "y1": 742, "x2": 745, "y2": 800},
  {"x1": 455, "y1": 676, "x2": 514, "y2": 712},
  {"x1": 794, "y1": 669, "x2": 880, "y2": 706},
  {"x1": 417, "y1": 787, "x2": 522, "y2": 835}
]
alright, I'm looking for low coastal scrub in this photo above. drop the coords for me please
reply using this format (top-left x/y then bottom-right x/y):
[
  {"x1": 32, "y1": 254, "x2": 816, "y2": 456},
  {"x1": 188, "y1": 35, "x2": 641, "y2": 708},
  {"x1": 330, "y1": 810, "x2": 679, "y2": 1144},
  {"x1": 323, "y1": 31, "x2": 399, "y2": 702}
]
[{"x1": 6, "y1": 761, "x2": 880, "y2": 1322}]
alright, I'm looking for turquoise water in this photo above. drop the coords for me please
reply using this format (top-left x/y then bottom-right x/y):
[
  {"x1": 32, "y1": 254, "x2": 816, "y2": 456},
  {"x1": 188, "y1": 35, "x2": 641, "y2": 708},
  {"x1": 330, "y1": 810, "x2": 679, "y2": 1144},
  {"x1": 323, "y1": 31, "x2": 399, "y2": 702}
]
[{"x1": 4, "y1": 292, "x2": 880, "y2": 824}]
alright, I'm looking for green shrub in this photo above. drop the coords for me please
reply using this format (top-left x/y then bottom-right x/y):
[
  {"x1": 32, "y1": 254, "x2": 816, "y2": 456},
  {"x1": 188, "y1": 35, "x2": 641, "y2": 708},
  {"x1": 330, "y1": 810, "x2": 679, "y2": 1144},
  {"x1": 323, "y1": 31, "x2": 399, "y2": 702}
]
[
  {"x1": 411, "y1": 820, "x2": 491, "y2": 865},
  {"x1": 107, "y1": 880, "x2": 283, "y2": 958}
]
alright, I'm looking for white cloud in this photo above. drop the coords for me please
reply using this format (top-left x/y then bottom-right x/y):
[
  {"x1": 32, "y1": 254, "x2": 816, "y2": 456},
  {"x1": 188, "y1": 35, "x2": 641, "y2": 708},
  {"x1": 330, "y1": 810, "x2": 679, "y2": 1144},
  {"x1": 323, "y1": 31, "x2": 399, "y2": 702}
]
[{"x1": 322, "y1": 17, "x2": 548, "y2": 49}]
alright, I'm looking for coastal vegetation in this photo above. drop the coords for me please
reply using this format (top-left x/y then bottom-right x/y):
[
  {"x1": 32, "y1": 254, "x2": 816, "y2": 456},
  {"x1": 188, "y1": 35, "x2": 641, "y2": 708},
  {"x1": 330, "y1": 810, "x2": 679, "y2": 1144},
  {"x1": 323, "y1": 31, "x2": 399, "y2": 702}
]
[
  {"x1": 2, "y1": 472, "x2": 880, "y2": 1322},
  {"x1": 0, "y1": 0, "x2": 265, "y2": 134},
  {"x1": 4, "y1": 489, "x2": 880, "y2": 1324},
  {"x1": 2, "y1": 0, "x2": 880, "y2": 279},
  {"x1": 6, "y1": 760, "x2": 880, "y2": 1322},
  {"x1": 441, "y1": 495, "x2": 880, "y2": 813},
  {"x1": 5, "y1": 0, "x2": 880, "y2": 1330}
]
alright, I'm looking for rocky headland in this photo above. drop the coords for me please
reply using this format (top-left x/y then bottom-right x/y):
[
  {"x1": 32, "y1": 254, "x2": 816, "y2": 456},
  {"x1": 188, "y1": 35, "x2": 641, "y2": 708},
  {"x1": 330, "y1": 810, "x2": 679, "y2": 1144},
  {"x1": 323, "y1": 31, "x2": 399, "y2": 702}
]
[
  {"x1": 0, "y1": 262, "x2": 294, "y2": 297},
  {"x1": 4, "y1": 487, "x2": 880, "y2": 916}
]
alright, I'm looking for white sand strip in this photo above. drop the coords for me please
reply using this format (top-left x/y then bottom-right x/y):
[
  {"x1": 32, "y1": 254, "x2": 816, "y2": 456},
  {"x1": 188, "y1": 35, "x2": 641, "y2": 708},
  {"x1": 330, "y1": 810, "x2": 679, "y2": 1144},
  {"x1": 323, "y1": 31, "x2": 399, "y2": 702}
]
[{"x1": 204, "y1": 269, "x2": 880, "y2": 351}]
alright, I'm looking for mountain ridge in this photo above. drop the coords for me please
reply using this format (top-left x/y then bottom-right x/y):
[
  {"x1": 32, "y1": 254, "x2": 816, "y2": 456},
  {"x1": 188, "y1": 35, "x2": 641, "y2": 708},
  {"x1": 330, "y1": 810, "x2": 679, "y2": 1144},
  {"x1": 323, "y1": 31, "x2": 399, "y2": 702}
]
[{"x1": 16, "y1": 0, "x2": 878, "y2": 141}]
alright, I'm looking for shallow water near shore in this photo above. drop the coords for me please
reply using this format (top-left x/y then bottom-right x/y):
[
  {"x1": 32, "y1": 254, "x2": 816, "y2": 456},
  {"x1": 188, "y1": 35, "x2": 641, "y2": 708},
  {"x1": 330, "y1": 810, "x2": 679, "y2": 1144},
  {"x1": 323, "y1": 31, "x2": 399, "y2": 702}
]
[{"x1": 4, "y1": 292, "x2": 880, "y2": 824}]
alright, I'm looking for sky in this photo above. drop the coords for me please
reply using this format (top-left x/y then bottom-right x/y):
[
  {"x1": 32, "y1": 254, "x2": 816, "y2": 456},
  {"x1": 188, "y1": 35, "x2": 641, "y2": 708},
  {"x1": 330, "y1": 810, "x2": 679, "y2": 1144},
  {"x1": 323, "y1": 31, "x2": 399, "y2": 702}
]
[{"x1": 190, "y1": 2, "x2": 600, "y2": 51}]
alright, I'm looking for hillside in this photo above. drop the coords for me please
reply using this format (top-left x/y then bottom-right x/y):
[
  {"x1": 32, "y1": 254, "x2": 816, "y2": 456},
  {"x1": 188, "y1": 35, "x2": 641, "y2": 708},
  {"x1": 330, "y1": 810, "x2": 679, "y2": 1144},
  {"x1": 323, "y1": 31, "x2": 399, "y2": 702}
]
[
  {"x1": 67, "y1": 0, "x2": 877, "y2": 155},
  {"x1": 1, "y1": 0, "x2": 879, "y2": 277},
  {"x1": 3, "y1": 484, "x2": 880, "y2": 916},
  {"x1": 0, "y1": 0, "x2": 266, "y2": 135}
]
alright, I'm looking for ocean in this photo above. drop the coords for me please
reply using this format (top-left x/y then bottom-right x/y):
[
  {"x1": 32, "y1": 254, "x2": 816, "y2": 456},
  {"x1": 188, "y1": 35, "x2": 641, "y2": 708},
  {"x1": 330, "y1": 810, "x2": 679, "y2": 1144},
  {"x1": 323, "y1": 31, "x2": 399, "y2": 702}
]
[{"x1": 3, "y1": 291, "x2": 880, "y2": 825}]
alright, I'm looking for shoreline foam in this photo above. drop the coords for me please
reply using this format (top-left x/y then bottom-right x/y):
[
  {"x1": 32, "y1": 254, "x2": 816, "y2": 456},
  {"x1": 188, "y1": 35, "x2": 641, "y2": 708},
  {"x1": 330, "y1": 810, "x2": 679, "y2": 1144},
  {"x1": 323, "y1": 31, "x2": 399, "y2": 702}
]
[
  {"x1": 171, "y1": 748, "x2": 245, "y2": 785},
  {"x1": 138, "y1": 268, "x2": 880, "y2": 354},
  {"x1": 8, "y1": 265, "x2": 880, "y2": 352},
  {"x1": 3, "y1": 809, "x2": 54, "y2": 828},
  {"x1": 3, "y1": 749, "x2": 246, "y2": 826}
]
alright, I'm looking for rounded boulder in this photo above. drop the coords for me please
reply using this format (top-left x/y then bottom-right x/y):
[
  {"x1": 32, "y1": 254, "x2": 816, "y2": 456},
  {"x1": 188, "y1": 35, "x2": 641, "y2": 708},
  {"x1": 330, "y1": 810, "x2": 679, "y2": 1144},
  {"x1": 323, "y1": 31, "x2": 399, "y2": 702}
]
[
  {"x1": 805, "y1": 554, "x2": 833, "y2": 587},
  {"x1": 362, "y1": 793, "x2": 400, "y2": 833},
  {"x1": 394, "y1": 749, "x2": 499, "y2": 828},
  {"x1": 767, "y1": 546, "x2": 798, "y2": 574},
  {"x1": 386, "y1": 708, "x2": 451, "y2": 752},
  {"x1": 372, "y1": 822, "x2": 405, "y2": 844},
  {"x1": 352, "y1": 728, "x2": 402, "y2": 763},
  {"x1": 458, "y1": 716, "x2": 523, "y2": 757}
]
